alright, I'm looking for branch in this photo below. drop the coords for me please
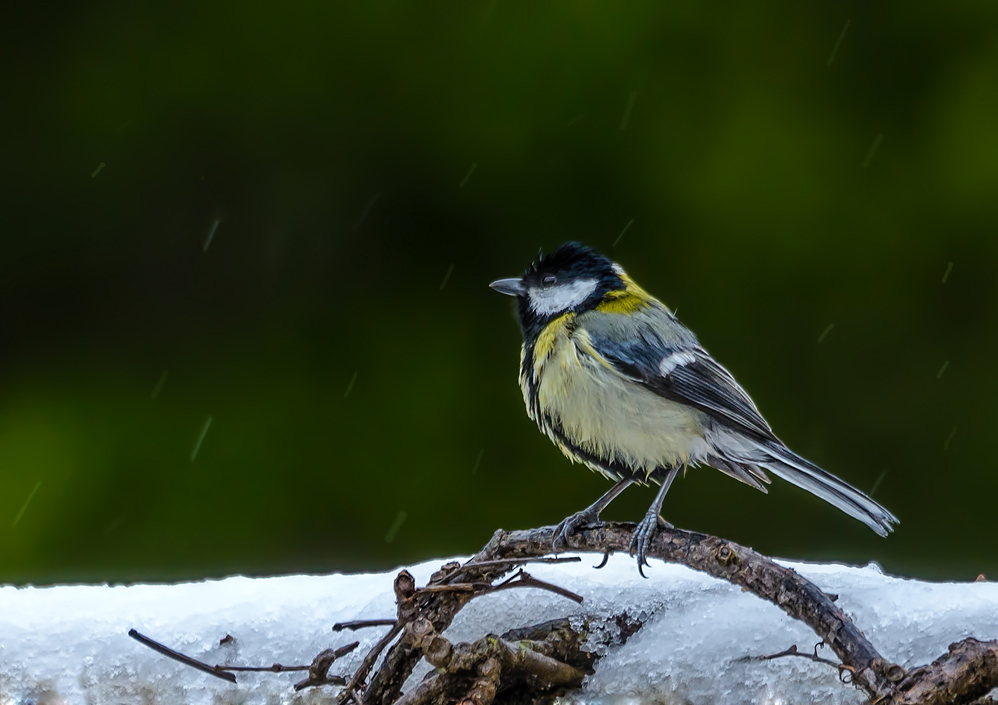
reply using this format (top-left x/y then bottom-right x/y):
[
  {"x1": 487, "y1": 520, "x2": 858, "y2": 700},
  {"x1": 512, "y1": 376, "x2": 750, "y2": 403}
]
[
  {"x1": 363, "y1": 556, "x2": 575, "y2": 705},
  {"x1": 736, "y1": 642, "x2": 855, "y2": 682},
  {"x1": 396, "y1": 615, "x2": 586, "y2": 705},
  {"x1": 128, "y1": 628, "x2": 358, "y2": 689},
  {"x1": 128, "y1": 629, "x2": 236, "y2": 683},
  {"x1": 889, "y1": 638, "x2": 998, "y2": 705},
  {"x1": 334, "y1": 619, "x2": 398, "y2": 632},
  {"x1": 364, "y1": 521, "x2": 996, "y2": 705},
  {"x1": 293, "y1": 643, "x2": 361, "y2": 691},
  {"x1": 475, "y1": 522, "x2": 903, "y2": 702}
]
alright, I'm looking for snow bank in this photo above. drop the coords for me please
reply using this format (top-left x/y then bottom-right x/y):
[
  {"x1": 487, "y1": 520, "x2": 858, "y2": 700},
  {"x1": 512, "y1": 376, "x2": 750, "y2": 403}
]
[{"x1": 2, "y1": 555, "x2": 996, "y2": 704}]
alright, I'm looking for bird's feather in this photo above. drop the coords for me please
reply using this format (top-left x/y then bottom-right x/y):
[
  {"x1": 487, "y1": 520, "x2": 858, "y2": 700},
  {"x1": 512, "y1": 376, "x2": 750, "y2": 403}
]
[{"x1": 579, "y1": 302, "x2": 898, "y2": 534}]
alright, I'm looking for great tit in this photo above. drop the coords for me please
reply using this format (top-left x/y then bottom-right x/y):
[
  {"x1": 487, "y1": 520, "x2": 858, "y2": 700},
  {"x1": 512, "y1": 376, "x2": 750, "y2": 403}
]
[{"x1": 490, "y1": 241, "x2": 897, "y2": 575}]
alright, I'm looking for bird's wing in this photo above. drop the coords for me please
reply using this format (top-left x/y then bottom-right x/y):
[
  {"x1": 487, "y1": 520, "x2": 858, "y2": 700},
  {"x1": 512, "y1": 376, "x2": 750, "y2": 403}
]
[{"x1": 580, "y1": 307, "x2": 777, "y2": 442}]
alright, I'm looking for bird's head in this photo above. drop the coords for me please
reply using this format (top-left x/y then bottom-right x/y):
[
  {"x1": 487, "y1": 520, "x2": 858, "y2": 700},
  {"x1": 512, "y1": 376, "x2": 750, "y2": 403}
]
[{"x1": 490, "y1": 242, "x2": 629, "y2": 332}]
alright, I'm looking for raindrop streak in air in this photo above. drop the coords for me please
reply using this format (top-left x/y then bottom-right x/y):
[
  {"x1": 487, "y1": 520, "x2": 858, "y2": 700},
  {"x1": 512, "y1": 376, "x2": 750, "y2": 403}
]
[
  {"x1": 151, "y1": 370, "x2": 169, "y2": 399},
  {"x1": 385, "y1": 511, "x2": 407, "y2": 543},
  {"x1": 203, "y1": 220, "x2": 220, "y2": 252},
  {"x1": 12, "y1": 481, "x2": 42, "y2": 527},
  {"x1": 613, "y1": 219, "x2": 634, "y2": 248},
  {"x1": 439, "y1": 263, "x2": 455, "y2": 291},
  {"x1": 826, "y1": 19, "x2": 850, "y2": 65},
  {"x1": 620, "y1": 92, "x2": 638, "y2": 131},
  {"x1": 459, "y1": 163, "x2": 477, "y2": 188},
  {"x1": 343, "y1": 372, "x2": 358, "y2": 399},
  {"x1": 191, "y1": 416, "x2": 213, "y2": 462},
  {"x1": 862, "y1": 134, "x2": 884, "y2": 169},
  {"x1": 941, "y1": 262, "x2": 954, "y2": 284}
]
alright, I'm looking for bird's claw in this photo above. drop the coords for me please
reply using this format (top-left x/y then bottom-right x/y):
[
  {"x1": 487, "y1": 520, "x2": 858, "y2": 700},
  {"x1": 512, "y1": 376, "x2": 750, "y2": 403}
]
[
  {"x1": 552, "y1": 508, "x2": 603, "y2": 554},
  {"x1": 629, "y1": 511, "x2": 668, "y2": 578}
]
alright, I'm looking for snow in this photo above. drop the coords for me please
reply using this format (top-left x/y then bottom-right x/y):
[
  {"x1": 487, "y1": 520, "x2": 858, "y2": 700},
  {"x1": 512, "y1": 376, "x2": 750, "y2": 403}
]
[{"x1": 2, "y1": 555, "x2": 997, "y2": 705}]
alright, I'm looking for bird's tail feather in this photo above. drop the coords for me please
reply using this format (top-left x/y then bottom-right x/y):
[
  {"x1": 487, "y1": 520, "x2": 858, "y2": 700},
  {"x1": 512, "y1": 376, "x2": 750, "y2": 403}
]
[{"x1": 755, "y1": 441, "x2": 898, "y2": 537}]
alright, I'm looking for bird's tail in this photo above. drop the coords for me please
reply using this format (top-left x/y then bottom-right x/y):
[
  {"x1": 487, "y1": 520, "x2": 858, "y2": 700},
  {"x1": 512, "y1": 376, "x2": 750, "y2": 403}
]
[{"x1": 751, "y1": 440, "x2": 899, "y2": 536}]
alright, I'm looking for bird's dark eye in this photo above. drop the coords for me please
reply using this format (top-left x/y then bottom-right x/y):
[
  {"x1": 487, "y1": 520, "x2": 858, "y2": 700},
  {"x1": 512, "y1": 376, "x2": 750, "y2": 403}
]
[{"x1": 542, "y1": 275, "x2": 557, "y2": 287}]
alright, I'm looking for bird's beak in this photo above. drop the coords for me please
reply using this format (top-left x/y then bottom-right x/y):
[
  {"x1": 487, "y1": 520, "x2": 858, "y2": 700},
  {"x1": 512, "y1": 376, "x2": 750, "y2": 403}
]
[{"x1": 489, "y1": 277, "x2": 526, "y2": 297}]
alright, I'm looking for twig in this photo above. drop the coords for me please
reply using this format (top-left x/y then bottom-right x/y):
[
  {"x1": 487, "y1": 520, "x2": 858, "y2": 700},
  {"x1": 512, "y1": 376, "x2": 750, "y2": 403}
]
[
  {"x1": 398, "y1": 615, "x2": 586, "y2": 705},
  {"x1": 333, "y1": 619, "x2": 395, "y2": 632},
  {"x1": 890, "y1": 638, "x2": 998, "y2": 705},
  {"x1": 737, "y1": 642, "x2": 854, "y2": 681},
  {"x1": 223, "y1": 664, "x2": 309, "y2": 672},
  {"x1": 128, "y1": 629, "x2": 236, "y2": 683},
  {"x1": 293, "y1": 643, "x2": 360, "y2": 691},
  {"x1": 334, "y1": 619, "x2": 398, "y2": 632},
  {"x1": 487, "y1": 569, "x2": 584, "y2": 604},
  {"x1": 339, "y1": 624, "x2": 403, "y2": 704},
  {"x1": 436, "y1": 556, "x2": 581, "y2": 585},
  {"x1": 415, "y1": 584, "x2": 477, "y2": 594},
  {"x1": 478, "y1": 523, "x2": 904, "y2": 701},
  {"x1": 129, "y1": 628, "x2": 359, "y2": 690}
]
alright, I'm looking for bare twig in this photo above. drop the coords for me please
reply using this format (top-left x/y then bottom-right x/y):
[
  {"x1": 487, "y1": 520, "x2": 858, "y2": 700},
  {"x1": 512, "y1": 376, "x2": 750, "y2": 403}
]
[
  {"x1": 398, "y1": 614, "x2": 586, "y2": 705},
  {"x1": 128, "y1": 629, "x2": 236, "y2": 683},
  {"x1": 334, "y1": 619, "x2": 398, "y2": 632},
  {"x1": 339, "y1": 624, "x2": 402, "y2": 704},
  {"x1": 366, "y1": 521, "x2": 997, "y2": 705},
  {"x1": 415, "y1": 583, "x2": 477, "y2": 594},
  {"x1": 737, "y1": 642, "x2": 855, "y2": 682},
  {"x1": 436, "y1": 556, "x2": 581, "y2": 585},
  {"x1": 889, "y1": 638, "x2": 998, "y2": 705},
  {"x1": 223, "y1": 664, "x2": 309, "y2": 673},
  {"x1": 340, "y1": 572, "x2": 417, "y2": 704},
  {"x1": 293, "y1": 643, "x2": 360, "y2": 691},
  {"x1": 473, "y1": 523, "x2": 903, "y2": 702},
  {"x1": 130, "y1": 628, "x2": 360, "y2": 690},
  {"x1": 487, "y1": 569, "x2": 584, "y2": 604}
]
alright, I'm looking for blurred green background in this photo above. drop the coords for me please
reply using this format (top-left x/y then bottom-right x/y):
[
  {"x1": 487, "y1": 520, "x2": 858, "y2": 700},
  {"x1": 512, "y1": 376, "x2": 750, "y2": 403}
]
[{"x1": 2, "y1": 2, "x2": 997, "y2": 585}]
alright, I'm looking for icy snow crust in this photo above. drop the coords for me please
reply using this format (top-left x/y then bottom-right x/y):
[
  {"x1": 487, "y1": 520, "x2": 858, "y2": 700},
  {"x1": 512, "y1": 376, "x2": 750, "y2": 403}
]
[{"x1": 2, "y1": 555, "x2": 997, "y2": 705}]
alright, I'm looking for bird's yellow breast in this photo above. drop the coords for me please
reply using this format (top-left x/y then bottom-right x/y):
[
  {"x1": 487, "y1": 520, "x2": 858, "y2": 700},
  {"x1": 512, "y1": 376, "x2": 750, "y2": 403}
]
[{"x1": 522, "y1": 313, "x2": 708, "y2": 480}]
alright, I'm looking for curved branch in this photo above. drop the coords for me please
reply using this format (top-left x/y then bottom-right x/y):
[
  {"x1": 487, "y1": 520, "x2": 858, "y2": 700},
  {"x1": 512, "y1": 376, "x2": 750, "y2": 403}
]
[
  {"x1": 366, "y1": 522, "x2": 998, "y2": 705},
  {"x1": 890, "y1": 638, "x2": 998, "y2": 705},
  {"x1": 478, "y1": 522, "x2": 901, "y2": 701}
]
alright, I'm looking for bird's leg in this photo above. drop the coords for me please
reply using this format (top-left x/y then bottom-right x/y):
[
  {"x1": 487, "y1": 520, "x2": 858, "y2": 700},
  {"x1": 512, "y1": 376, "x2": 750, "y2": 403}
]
[
  {"x1": 552, "y1": 477, "x2": 635, "y2": 553},
  {"x1": 629, "y1": 467, "x2": 680, "y2": 578}
]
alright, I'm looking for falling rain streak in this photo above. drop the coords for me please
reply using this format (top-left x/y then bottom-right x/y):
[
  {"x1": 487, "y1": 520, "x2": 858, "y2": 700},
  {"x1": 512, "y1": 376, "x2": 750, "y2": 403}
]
[
  {"x1": 869, "y1": 470, "x2": 888, "y2": 498},
  {"x1": 385, "y1": 511, "x2": 407, "y2": 543},
  {"x1": 817, "y1": 324, "x2": 834, "y2": 343},
  {"x1": 12, "y1": 481, "x2": 42, "y2": 527},
  {"x1": 459, "y1": 163, "x2": 477, "y2": 188},
  {"x1": 203, "y1": 220, "x2": 220, "y2": 252},
  {"x1": 439, "y1": 263, "x2": 455, "y2": 291},
  {"x1": 944, "y1": 426, "x2": 958, "y2": 450},
  {"x1": 862, "y1": 134, "x2": 884, "y2": 169},
  {"x1": 620, "y1": 92, "x2": 638, "y2": 131},
  {"x1": 353, "y1": 193, "x2": 380, "y2": 230},
  {"x1": 613, "y1": 219, "x2": 634, "y2": 248},
  {"x1": 343, "y1": 371, "x2": 358, "y2": 399},
  {"x1": 937, "y1": 361, "x2": 950, "y2": 379},
  {"x1": 826, "y1": 19, "x2": 850, "y2": 65},
  {"x1": 190, "y1": 416, "x2": 213, "y2": 462},
  {"x1": 471, "y1": 448, "x2": 485, "y2": 475},
  {"x1": 151, "y1": 370, "x2": 169, "y2": 399},
  {"x1": 941, "y1": 262, "x2": 954, "y2": 284},
  {"x1": 91, "y1": 162, "x2": 106, "y2": 178}
]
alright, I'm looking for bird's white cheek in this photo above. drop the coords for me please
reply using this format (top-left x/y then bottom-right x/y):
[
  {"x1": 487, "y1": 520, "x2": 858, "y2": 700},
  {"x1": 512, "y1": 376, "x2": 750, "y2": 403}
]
[{"x1": 528, "y1": 279, "x2": 599, "y2": 315}]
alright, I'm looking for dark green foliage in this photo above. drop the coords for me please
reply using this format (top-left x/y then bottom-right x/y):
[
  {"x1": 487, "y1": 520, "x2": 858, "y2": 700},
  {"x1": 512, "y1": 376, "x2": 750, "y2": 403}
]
[{"x1": 1, "y1": 2, "x2": 996, "y2": 583}]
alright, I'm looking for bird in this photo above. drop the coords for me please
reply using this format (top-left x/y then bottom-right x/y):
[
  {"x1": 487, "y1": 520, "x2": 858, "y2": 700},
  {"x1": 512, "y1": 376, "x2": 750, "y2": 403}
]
[{"x1": 490, "y1": 241, "x2": 898, "y2": 575}]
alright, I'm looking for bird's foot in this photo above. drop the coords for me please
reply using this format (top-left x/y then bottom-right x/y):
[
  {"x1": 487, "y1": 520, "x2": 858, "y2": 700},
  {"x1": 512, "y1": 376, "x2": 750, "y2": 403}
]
[
  {"x1": 552, "y1": 507, "x2": 603, "y2": 554},
  {"x1": 629, "y1": 513, "x2": 672, "y2": 578}
]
